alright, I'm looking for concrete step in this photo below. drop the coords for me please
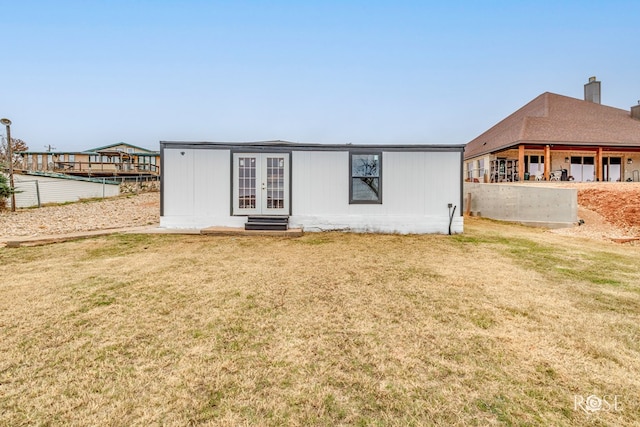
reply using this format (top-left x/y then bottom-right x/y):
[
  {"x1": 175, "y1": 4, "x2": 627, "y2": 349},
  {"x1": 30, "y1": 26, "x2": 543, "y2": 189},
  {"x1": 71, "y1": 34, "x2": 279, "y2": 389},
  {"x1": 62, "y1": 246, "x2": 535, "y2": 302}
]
[
  {"x1": 245, "y1": 221, "x2": 288, "y2": 231},
  {"x1": 245, "y1": 216, "x2": 289, "y2": 231}
]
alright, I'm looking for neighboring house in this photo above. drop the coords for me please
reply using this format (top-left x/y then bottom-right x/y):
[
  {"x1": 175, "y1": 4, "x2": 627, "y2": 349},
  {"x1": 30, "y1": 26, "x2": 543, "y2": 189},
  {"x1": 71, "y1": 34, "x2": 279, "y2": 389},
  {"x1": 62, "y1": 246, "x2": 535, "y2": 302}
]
[
  {"x1": 464, "y1": 77, "x2": 640, "y2": 183},
  {"x1": 16, "y1": 142, "x2": 160, "y2": 178},
  {"x1": 160, "y1": 141, "x2": 464, "y2": 234}
]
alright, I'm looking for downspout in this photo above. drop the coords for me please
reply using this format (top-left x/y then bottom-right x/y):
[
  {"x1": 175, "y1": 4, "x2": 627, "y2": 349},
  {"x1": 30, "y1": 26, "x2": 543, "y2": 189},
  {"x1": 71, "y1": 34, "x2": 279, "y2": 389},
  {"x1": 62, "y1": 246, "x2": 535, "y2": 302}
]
[{"x1": 448, "y1": 203, "x2": 457, "y2": 235}]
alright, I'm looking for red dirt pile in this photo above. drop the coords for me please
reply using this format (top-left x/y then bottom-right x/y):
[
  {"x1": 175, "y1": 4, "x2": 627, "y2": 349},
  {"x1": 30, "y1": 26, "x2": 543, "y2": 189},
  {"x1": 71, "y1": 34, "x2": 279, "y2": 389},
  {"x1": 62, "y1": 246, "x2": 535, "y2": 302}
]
[{"x1": 576, "y1": 184, "x2": 640, "y2": 233}]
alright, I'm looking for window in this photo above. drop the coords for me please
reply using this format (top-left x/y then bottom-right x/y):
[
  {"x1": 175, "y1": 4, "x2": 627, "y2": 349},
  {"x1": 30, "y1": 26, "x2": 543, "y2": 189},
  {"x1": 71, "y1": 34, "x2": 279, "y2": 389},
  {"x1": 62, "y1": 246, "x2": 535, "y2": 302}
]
[
  {"x1": 527, "y1": 155, "x2": 544, "y2": 175},
  {"x1": 350, "y1": 152, "x2": 382, "y2": 203}
]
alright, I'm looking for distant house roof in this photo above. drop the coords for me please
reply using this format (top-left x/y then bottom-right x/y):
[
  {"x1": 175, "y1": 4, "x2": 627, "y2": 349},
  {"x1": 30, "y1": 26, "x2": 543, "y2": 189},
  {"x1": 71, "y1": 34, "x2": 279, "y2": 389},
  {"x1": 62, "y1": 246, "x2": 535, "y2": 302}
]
[
  {"x1": 87, "y1": 142, "x2": 158, "y2": 153},
  {"x1": 465, "y1": 92, "x2": 640, "y2": 159}
]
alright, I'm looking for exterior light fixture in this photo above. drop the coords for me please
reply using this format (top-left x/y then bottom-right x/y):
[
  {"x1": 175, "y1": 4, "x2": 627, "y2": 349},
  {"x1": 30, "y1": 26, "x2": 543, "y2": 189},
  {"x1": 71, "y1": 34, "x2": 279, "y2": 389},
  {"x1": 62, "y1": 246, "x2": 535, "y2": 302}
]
[
  {"x1": 628, "y1": 158, "x2": 633, "y2": 165},
  {"x1": 1, "y1": 118, "x2": 16, "y2": 212},
  {"x1": 564, "y1": 157, "x2": 569, "y2": 163}
]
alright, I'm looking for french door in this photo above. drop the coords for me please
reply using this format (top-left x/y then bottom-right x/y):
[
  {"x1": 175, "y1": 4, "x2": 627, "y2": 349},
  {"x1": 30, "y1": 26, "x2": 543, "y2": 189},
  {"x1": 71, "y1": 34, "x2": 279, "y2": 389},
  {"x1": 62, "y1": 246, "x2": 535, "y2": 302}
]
[
  {"x1": 602, "y1": 157, "x2": 621, "y2": 182},
  {"x1": 232, "y1": 153, "x2": 289, "y2": 215},
  {"x1": 570, "y1": 156, "x2": 595, "y2": 182}
]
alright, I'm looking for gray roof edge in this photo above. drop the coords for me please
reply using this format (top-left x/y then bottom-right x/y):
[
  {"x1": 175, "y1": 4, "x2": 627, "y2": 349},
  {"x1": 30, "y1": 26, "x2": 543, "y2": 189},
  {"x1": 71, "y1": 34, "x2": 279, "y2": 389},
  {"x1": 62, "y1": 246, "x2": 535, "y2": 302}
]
[{"x1": 159, "y1": 140, "x2": 465, "y2": 152}]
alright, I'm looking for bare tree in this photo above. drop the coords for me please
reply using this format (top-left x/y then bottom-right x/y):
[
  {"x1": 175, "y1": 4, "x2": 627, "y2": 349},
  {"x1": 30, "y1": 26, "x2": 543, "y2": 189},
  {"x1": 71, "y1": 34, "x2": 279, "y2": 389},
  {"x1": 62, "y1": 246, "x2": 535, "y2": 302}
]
[{"x1": 0, "y1": 136, "x2": 29, "y2": 166}]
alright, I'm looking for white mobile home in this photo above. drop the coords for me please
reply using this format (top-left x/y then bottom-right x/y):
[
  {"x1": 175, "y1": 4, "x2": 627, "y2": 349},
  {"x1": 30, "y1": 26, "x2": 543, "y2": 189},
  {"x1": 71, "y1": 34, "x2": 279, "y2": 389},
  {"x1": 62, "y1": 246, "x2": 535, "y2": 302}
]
[{"x1": 160, "y1": 141, "x2": 464, "y2": 234}]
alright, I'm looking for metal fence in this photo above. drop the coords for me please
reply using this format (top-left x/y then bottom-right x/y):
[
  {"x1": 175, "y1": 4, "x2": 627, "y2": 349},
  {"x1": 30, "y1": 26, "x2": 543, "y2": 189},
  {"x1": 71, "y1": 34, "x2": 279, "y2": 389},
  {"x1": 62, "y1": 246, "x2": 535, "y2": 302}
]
[{"x1": 12, "y1": 177, "x2": 122, "y2": 208}]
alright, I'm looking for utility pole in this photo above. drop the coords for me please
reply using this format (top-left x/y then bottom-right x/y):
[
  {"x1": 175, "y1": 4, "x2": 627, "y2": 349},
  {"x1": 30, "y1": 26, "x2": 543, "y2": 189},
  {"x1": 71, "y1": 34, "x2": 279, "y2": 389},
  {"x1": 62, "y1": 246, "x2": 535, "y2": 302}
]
[{"x1": 1, "y1": 118, "x2": 16, "y2": 211}]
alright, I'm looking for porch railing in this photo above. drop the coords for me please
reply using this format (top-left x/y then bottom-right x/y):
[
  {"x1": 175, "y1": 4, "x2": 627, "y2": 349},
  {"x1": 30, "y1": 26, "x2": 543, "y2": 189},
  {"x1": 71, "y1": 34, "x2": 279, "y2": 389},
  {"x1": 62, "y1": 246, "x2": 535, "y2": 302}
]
[{"x1": 16, "y1": 161, "x2": 160, "y2": 175}]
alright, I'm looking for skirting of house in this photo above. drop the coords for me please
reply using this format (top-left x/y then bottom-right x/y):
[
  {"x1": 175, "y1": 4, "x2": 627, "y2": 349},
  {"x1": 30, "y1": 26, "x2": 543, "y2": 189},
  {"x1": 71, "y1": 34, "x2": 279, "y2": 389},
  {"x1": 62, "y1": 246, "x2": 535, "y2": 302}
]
[{"x1": 160, "y1": 215, "x2": 464, "y2": 235}]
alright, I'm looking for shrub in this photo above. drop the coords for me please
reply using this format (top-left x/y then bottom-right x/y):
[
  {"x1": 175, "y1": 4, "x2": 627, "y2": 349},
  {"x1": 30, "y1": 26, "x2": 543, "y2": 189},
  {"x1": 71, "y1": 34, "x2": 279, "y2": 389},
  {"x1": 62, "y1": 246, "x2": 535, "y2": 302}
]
[{"x1": 0, "y1": 173, "x2": 12, "y2": 210}]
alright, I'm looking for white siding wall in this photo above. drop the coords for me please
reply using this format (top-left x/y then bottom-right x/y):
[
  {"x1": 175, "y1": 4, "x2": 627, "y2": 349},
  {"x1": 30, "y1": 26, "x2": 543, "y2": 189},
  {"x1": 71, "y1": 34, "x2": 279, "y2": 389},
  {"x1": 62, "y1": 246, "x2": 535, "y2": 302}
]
[
  {"x1": 162, "y1": 148, "x2": 194, "y2": 217},
  {"x1": 161, "y1": 148, "x2": 244, "y2": 229},
  {"x1": 11, "y1": 174, "x2": 120, "y2": 208},
  {"x1": 292, "y1": 151, "x2": 349, "y2": 215},
  {"x1": 290, "y1": 150, "x2": 462, "y2": 234}
]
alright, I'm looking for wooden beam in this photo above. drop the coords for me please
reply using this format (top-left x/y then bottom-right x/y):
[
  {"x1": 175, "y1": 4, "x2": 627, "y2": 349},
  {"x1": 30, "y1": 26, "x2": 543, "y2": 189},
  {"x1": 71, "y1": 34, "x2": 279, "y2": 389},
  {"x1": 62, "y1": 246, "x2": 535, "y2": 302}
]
[
  {"x1": 596, "y1": 147, "x2": 603, "y2": 181},
  {"x1": 518, "y1": 145, "x2": 525, "y2": 181},
  {"x1": 544, "y1": 145, "x2": 551, "y2": 180}
]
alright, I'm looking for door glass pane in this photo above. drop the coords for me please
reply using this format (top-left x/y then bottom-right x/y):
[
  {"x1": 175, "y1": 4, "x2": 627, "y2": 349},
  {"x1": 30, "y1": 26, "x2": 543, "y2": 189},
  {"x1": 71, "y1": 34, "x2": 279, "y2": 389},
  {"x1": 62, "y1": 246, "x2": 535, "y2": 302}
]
[
  {"x1": 608, "y1": 164, "x2": 621, "y2": 181},
  {"x1": 583, "y1": 163, "x2": 595, "y2": 181},
  {"x1": 266, "y1": 157, "x2": 285, "y2": 209},
  {"x1": 238, "y1": 157, "x2": 256, "y2": 209}
]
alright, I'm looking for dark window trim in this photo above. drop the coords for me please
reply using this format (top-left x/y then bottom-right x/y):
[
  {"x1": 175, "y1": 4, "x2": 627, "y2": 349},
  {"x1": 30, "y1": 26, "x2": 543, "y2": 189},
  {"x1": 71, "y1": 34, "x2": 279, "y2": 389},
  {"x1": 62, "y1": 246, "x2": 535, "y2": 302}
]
[{"x1": 349, "y1": 151, "x2": 383, "y2": 204}]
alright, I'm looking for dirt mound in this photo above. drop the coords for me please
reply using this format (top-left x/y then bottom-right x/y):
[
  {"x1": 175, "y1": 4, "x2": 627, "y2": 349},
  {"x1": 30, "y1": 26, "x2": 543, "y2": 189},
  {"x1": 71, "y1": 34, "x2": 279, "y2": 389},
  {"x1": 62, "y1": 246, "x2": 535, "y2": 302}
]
[
  {"x1": 578, "y1": 185, "x2": 640, "y2": 232},
  {"x1": 552, "y1": 182, "x2": 640, "y2": 242}
]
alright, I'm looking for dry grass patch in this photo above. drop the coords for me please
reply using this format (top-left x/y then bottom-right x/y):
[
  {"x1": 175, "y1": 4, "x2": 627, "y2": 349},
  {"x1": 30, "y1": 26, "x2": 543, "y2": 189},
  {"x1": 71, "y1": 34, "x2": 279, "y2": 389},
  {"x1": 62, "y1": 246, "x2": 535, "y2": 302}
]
[{"x1": 1, "y1": 218, "x2": 639, "y2": 426}]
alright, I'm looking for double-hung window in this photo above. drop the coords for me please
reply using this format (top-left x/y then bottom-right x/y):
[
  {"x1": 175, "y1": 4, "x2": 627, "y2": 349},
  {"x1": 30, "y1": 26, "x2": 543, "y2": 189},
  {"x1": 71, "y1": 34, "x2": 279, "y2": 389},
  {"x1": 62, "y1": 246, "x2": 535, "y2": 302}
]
[{"x1": 350, "y1": 152, "x2": 382, "y2": 204}]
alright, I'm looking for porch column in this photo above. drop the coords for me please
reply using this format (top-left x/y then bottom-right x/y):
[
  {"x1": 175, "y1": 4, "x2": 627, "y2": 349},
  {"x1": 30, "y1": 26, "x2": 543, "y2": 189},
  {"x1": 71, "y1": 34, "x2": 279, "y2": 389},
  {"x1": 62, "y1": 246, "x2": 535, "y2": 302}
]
[
  {"x1": 596, "y1": 147, "x2": 603, "y2": 181},
  {"x1": 518, "y1": 145, "x2": 525, "y2": 181},
  {"x1": 544, "y1": 145, "x2": 551, "y2": 180}
]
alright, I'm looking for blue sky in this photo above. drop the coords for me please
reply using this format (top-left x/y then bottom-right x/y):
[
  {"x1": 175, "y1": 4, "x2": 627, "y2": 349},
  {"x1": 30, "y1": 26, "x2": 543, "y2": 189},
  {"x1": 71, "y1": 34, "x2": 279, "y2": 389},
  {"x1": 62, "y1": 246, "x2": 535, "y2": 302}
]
[{"x1": 3, "y1": 0, "x2": 639, "y2": 151}]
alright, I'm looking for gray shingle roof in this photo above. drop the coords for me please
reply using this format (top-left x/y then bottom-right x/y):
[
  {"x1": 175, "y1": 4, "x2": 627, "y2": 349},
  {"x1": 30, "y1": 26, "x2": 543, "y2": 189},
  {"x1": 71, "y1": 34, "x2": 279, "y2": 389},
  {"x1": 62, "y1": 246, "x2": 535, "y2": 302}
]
[{"x1": 465, "y1": 92, "x2": 640, "y2": 159}]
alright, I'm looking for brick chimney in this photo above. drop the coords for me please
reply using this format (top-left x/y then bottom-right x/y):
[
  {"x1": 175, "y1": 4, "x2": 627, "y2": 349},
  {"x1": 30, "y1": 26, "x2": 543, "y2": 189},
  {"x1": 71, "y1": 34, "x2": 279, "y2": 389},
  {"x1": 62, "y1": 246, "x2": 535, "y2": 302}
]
[
  {"x1": 584, "y1": 76, "x2": 601, "y2": 104},
  {"x1": 632, "y1": 102, "x2": 640, "y2": 120}
]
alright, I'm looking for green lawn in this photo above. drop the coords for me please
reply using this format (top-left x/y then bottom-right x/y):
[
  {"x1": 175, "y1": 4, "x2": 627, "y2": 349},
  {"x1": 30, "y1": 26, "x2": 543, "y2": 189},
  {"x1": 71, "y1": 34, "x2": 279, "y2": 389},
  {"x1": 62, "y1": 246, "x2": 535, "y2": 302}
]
[{"x1": 1, "y1": 218, "x2": 639, "y2": 426}]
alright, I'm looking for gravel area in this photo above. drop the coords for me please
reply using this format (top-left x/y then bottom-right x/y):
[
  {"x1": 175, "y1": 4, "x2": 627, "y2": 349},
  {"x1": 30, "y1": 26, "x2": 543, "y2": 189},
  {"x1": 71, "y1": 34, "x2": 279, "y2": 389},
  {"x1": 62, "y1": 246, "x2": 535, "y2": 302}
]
[{"x1": 0, "y1": 192, "x2": 160, "y2": 239}]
